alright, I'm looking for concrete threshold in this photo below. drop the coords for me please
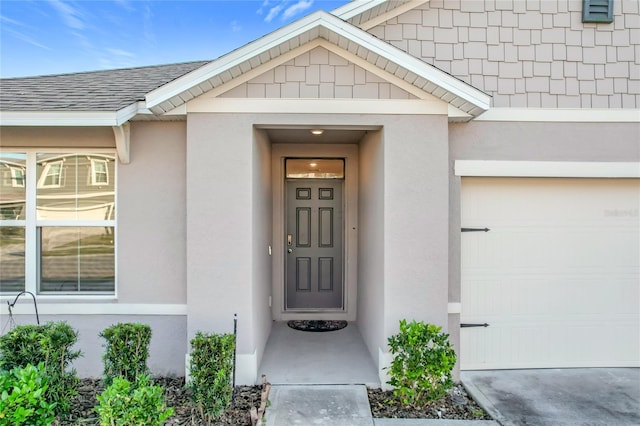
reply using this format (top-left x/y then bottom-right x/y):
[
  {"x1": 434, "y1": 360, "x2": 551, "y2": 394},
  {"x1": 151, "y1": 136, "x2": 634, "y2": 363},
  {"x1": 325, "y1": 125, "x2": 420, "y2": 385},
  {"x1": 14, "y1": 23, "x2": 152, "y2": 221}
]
[{"x1": 266, "y1": 385, "x2": 373, "y2": 426}]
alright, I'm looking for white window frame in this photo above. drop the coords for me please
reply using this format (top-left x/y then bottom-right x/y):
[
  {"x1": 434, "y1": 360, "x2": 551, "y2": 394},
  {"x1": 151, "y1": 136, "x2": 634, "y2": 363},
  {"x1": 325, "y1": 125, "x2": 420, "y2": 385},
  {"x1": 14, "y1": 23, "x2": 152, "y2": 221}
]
[
  {"x1": 10, "y1": 167, "x2": 25, "y2": 187},
  {"x1": 90, "y1": 158, "x2": 109, "y2": 185},
  {"x1": 37, "y1": 160, "x2": 64, "y2": 188},
  {"x1": 0, "y1": 149, "x2": 117, "y2": 299}
]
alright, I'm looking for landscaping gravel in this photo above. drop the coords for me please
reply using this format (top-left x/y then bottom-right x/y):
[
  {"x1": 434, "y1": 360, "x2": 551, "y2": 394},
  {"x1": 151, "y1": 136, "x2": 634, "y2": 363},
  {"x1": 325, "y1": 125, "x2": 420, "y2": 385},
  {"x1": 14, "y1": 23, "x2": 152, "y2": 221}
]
[
  {"x1": 56, "y1": 378, "x2": 263, "y2": 426},
  {"x1": 368, "y1": 385, "x2": 492, "y2": 420},
  {"x1": 56, "y1": 378, "x2": 490, "y2": 424}
]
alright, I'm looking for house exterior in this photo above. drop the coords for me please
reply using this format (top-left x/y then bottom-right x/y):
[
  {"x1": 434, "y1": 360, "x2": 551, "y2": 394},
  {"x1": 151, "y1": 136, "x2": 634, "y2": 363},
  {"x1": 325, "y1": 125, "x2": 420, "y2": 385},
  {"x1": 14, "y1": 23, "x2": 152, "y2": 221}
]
[{"x1": 1, "y1": 0, "x2": 638, "y2": 384}]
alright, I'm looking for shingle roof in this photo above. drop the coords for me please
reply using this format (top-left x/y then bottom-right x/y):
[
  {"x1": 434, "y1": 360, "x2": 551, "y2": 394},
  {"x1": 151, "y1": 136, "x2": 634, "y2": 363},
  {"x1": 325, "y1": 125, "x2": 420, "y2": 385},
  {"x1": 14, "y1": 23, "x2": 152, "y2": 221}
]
[{"x1": 0, "y1": 61, "x2": 209, "y2": 111}]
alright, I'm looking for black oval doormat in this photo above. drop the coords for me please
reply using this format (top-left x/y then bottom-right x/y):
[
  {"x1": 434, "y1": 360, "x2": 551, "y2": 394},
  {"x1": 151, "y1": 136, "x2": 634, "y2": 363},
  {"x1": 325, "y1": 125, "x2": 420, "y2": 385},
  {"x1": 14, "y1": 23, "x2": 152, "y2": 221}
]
[{"x1": 287, "y1": 320, "x2": 347, "y2": 332}]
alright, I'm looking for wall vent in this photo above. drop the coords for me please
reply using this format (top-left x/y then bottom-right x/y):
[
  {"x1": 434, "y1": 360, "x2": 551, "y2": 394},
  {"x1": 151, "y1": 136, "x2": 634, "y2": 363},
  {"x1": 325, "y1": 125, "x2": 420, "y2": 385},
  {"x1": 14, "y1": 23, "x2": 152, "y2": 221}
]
[{"x1": 582, "y1": 0, "x2": 614, "y2": 23}]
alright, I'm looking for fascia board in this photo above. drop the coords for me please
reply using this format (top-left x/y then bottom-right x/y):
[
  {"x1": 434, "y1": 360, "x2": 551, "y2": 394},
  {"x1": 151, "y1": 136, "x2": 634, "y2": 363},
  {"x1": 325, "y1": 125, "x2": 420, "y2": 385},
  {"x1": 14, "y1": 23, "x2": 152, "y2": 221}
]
[
  {"x1": 332, "y1": 0, "x2": 388, "y2": 20},
  {"x1": 0, "y1": 111, "x2": 118, "y2": 126},
  {"x1": 0, "y1": 103, "x2": 139, "y2": 127},
  {"x1": 146, "y1": 10, "x2": 489, "y2": 115},
  {"x1": 358, "y1": 1, "x2": 431, "y2": 30}
]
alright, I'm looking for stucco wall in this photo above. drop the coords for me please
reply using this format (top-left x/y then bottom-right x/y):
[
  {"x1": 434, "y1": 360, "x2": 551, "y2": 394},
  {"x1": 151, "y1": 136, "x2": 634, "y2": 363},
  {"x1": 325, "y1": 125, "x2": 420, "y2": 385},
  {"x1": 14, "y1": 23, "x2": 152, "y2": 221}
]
[
  {"x1": 251, "y1": 128, "x2": 273, "y2": 368},
  {"x1": 383, "y1": 115, "x2": 450, "y2": 341},
  {"x1": 186, "y1": 113, "x2": 254, "y2": 353},
  {"x1": 118, "y1": 121, "x2": 187, "y2": 303},
  {"x1": 371, "y1": 0, "x2": 640, "y2": 108},
  {"x1": 357, "y1": 128, "x2": 386, "y2": 366},
  {"x1": 449, "y1": 121, "x2": 640, "y2": 161},
  {"x1": 1, "y1": 314, "x2": 186, "y2": 378}
]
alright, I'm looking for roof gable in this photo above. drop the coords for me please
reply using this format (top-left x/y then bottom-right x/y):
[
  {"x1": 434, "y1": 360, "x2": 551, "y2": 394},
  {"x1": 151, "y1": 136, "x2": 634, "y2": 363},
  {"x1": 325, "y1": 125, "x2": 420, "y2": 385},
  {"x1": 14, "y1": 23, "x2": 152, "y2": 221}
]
[
  {"x1": 145, "y1": 11, "x2": 489, "y2": 119},
  {"x1": 215, "y1": 46, "x2": 418, "y2": 100}
]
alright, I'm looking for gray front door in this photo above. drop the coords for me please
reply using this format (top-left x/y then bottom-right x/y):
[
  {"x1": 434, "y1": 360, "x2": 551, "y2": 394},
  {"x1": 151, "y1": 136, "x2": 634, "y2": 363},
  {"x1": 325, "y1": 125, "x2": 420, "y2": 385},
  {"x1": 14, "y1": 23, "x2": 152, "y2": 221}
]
[{"x1": 286, "y1": 179, "x2": 343, "y2": 309}]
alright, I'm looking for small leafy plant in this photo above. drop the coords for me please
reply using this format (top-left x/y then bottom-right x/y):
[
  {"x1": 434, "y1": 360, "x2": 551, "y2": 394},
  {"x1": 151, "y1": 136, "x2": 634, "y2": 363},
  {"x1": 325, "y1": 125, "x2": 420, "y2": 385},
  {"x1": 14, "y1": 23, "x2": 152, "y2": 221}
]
[
  {"x1": 188, "y1": 331, "x2": 236, "y2": 422},
  {"x1": 0, "y1": 363, "x2": 56, "y2": 426},
  {"x1": 95, "y1": 375, "x2": 174, "y2": 426},
  {"x1": 0, "y1": 321, "x2": 81, "y2": 415},
  {"x1": 387, "y1": 319, "x2": 456, "y2": 406},
  {"x1": 100, "y1": 322, "x2": 152, "y2": 385}
]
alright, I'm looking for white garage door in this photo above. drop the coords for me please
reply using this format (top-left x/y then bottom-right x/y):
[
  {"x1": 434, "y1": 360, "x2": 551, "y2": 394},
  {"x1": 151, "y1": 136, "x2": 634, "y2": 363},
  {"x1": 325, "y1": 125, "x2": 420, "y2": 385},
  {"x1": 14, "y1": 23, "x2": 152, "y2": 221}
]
[{"x1": 461, "y1": 177, "x2": 640, "y2": 370}]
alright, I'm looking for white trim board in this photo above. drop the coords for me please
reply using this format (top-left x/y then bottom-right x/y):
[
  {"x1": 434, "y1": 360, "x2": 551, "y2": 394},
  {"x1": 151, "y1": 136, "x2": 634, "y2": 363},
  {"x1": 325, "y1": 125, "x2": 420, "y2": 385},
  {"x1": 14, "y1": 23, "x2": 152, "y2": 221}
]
[
  {"x1": 475, "y1": 108, "x2": 640, "y2": 123},
  {"x1": 188, "y1": 98, "x2": 447, "y2": 115},
  {"x1": 0, "y1": 303, "x2": 187, "y2": 316},
  {"x1": 455, "y1": 161, "x2": 640, "y2": 178},
  {"x1": 0, "y1": 104, "x2": 139, "y2": 127}
]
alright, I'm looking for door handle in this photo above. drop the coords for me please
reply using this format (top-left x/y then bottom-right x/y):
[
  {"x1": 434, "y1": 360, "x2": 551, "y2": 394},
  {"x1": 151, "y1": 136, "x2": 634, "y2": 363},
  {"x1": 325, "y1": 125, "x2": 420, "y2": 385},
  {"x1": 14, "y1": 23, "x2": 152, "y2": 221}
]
[{"x1": 288, "y1": 248, "x2": 293, "y2": 253}]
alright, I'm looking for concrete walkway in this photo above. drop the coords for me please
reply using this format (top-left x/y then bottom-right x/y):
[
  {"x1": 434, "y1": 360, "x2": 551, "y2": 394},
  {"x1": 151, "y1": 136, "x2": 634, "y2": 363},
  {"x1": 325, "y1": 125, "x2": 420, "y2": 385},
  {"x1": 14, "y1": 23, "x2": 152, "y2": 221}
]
[
  {"x1": 259, "y1": 322, "x2": 379, "y2": 385},
  {"x1": 265, "y1": 385, "x2": 499, "y2": 426},
  {"x1": 462, "y1": 368, "x2": 640, "y2": 426}
]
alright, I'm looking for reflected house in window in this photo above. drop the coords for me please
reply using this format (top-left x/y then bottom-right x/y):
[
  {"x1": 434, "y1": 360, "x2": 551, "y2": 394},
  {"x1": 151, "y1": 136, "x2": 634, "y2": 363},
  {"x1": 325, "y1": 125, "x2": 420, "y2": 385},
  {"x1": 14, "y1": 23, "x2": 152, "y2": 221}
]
[
  {"x1": 35, "y1": 154, "x2": 116, "y2": 293},
  {"x1": 0, "y1": 155, "x2": 27, "y2": 293},
  {"x1": 0, "y1": 157, "x2": 26, "y2": 219},
  {"x1": 36, "y1": 154, "x2": 115, "y2": 221}
]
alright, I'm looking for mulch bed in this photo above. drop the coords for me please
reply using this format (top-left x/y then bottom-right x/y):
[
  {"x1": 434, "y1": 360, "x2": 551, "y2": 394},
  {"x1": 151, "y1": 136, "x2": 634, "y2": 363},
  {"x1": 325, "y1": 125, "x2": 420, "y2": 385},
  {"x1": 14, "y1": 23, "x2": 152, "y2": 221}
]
[
  {"x1": 56, "y1": 378, "x2": 262, "y2": 426},
  {"x1": 368, "y1": 385, "x2": 492, "y2": 420},
  {"x1": 56, "y1": 378, "x2": 491, "y2": 424}
]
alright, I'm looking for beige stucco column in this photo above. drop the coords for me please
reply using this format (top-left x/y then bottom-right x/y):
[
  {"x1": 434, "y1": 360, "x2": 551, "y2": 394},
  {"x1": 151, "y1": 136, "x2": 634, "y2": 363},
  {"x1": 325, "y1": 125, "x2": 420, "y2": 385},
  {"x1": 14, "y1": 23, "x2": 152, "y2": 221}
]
[
  {"x1": 185, "y1": 113, "x2": 259, "y2": 384},
  {"x1": 379, "y1": 114, "x2": 450, "y2": 384}
]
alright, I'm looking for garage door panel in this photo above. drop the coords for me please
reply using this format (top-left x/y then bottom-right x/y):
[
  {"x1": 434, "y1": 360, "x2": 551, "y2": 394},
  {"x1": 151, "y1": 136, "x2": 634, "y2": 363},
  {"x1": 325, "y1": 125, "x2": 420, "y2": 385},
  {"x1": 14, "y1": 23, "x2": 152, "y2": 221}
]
[{"x1": 461, "y1": 178, "x2": 640, "y2": 370}]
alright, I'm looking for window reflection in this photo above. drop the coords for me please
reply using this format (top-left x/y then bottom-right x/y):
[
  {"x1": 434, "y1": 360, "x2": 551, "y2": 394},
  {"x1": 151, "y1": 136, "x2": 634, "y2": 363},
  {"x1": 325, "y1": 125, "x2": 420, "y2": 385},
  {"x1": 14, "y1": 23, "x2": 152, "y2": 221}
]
[
  {"x1": 0, "y1": 153, "x2": 26, "y2": 220},
  {"x1": 36, "y1": 154, "x2": 116, "y2": 221},
  {"x1": 286, "y1": 159, "x2": 345, "y2": 179},
  {"x1": 39, "y1": 227, "x2": 115, "y2": 293},
  {"x1": 0, "y1": 227, "x2": 25, "y2": 292}
]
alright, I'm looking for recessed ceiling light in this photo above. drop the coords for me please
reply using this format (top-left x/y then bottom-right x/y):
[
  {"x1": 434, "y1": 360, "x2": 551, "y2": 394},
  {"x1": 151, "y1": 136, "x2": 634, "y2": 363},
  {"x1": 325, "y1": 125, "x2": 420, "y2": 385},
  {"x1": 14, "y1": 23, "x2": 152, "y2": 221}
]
[{"x1": 310, "y1": 129, "x2": 324, "y2": 135}]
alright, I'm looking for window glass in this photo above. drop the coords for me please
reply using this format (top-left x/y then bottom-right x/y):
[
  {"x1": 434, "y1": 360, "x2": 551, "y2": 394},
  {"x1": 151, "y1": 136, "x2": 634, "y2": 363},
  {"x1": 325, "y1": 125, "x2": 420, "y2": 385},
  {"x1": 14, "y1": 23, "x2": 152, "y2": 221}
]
[
  {"x1": 286, "y1": 159, "x2": 345, "y2": 179},
  {"x1": 36, "y1": 154, "x2": 116, "y2": 221},
  {"x1": 0, "y1": 227, "x2": 25, "y2": 292},
  {"x1": 39, "y1": 226, "x2": 115, "y2": 293},
  {"x1": 0, "y1": 153, "x2": 26, "y2": 219}
]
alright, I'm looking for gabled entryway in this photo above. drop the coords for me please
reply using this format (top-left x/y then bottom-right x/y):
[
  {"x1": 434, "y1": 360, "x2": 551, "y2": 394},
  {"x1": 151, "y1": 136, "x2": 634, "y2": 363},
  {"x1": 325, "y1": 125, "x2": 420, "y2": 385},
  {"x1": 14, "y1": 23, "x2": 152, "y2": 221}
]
[{"x1": 178, "y1": 7, "x2": 490, "y2": 386}]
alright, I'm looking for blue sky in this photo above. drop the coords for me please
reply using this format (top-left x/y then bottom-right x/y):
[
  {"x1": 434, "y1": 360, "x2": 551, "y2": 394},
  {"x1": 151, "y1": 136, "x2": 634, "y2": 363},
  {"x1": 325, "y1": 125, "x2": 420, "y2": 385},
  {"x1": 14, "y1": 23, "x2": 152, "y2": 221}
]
[{"x1": 0, "y1": 0, "x2": 350, "y2": 78}]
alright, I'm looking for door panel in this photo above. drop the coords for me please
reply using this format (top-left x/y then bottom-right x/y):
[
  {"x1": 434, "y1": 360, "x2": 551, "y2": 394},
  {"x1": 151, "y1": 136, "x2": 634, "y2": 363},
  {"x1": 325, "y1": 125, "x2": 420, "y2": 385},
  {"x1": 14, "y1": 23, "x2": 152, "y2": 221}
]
[{"x1": 286, "y1": 180, "x2": 343, "y2": 309}]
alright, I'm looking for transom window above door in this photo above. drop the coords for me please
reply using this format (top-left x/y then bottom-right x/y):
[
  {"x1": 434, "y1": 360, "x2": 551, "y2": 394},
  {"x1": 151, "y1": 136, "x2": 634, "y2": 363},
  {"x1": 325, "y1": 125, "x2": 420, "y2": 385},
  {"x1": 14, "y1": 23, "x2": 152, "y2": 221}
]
[{"x1": 285, "y1": 159, "x2": 344, "y2": 179}]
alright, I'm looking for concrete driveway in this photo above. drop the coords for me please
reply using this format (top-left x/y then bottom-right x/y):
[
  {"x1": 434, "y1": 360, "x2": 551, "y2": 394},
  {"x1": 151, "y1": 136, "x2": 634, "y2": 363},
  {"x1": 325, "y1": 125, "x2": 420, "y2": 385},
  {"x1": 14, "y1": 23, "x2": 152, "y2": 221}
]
[{"x1": 461, "y1": 368, "x2": 640, "y2": 426}]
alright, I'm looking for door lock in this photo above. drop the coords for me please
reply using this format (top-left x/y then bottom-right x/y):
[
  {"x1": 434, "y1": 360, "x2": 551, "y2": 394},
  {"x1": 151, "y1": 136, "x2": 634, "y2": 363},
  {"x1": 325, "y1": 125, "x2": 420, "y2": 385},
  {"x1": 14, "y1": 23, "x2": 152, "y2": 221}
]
[{"x1": 287, "y1": 234, "x2": 292, "y2": 246}]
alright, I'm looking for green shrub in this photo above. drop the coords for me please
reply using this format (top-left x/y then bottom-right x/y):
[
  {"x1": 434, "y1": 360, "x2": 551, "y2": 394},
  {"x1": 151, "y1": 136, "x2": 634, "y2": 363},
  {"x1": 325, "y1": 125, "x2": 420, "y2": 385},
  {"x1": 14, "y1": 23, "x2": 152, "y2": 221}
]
[
  {"x1": 95, "y1": 375, "x2": 174, "y2": 426},
  {"x1": 188, "y1": 332, "x2": 235, "y2": 421},
  {"x1": 0, "y1": 321, "x2": 81, "y2": 415},
  {"x1": 0, "y1": 363, "x2": 56, "y2": 426},
  {"x1": 100, "y1": 322, "x2": 152, "y2": 385},
  {"x1": 387, "y1": 319, "x2": 456, "y2": 406}
]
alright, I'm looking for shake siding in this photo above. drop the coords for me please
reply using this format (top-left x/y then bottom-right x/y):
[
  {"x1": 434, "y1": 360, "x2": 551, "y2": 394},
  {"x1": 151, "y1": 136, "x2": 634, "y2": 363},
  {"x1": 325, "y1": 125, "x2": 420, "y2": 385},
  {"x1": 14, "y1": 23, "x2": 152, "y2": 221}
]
[
  {"x1": 219, "y1": 47, "x2": 417, "y2": 99},
  {"x1": 370, "y1": 0, "x2": 640, "y2": 108}
]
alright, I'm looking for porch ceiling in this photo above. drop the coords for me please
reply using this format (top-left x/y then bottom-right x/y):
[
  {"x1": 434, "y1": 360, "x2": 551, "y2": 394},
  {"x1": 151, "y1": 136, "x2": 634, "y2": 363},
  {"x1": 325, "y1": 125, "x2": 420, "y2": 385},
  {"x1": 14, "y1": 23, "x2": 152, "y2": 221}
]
[
  {"x1": 265, "y1": 128, "x2": 368, "y2": 144},
  {"x1": 145, "y1": 11, "x2": 490, "y2": 119}
]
